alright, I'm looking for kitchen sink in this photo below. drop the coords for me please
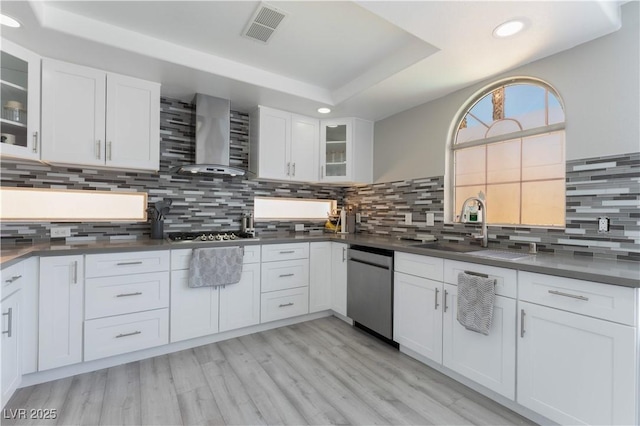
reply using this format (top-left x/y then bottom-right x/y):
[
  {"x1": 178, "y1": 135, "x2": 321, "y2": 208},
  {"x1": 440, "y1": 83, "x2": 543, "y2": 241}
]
[
  {"x1": 467, "y1": 249, "x2": 532, "y2": 261},
  {"x1": 411, "y1": 242, "x2": 481, "y2": 253}
]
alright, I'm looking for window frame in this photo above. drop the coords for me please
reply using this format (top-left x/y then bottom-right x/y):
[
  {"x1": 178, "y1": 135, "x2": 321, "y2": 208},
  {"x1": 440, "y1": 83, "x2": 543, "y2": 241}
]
[{"x1": 444, "y1": 76, "x2": 566, "y2": 227}]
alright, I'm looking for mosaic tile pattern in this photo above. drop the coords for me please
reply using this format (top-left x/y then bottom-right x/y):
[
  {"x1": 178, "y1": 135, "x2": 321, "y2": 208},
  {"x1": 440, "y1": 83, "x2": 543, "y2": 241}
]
[
  {"x1": 344, "y1": 152, "x2": 639, "y2": 261},
  {"x1": 0, "y1": 98, "x2": 343, "y2": 244}
]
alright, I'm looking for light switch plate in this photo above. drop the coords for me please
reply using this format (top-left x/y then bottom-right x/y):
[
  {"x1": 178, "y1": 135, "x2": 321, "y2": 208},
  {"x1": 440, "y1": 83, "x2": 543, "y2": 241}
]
[
  {"x1": 295, "y1": 224, "x2": 305, "y2": 232},
  {"x1": 598, "y1": 217, "x2": 610, "y2": 233},
  {"x1": 426, "y1": 213, "x2": 435, "y2": 226},
  {"x1": 404, "y1": 213, "x2": 412, "y2": 225},
  {"x1": 51, "y1": 227, "x2": 71, "y2": 238}
]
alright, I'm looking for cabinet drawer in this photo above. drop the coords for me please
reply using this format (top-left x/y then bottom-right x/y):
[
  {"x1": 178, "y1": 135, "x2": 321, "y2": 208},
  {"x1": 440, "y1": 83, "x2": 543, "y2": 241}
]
[
  {"x1": 261, "y1": 243, "x2": 309, "y2": 262},
  {"x1": 444, "y1": 260, "x2": 517, "y2": 299},
  {"x1": 86, "y1": 251, "x2": 170, "y2": 277},
  {"x1": 395, "y1": 252, "x2": 443, "y2": 281},
  {"x1": 519, "y1": 271, "x2": 636, "y2": 325},
  {"x1": 1, "y1": 260, "x2": 26, "y2": 297},
  {"x1": 261, "y1": 287, "x2": 309, "y2": 323},
  {"x1": 85, "y1": 272, "x2": 169, "y2": 319},
  {"x1": 84, "y1": 308, "x2": 168, "y2": 361},
  {"x1": 261, "y1": 259, "x2": 309, "y2": 292},
  {"x1": 170, "y1": 245, "x2": 261, "y2": 271}
]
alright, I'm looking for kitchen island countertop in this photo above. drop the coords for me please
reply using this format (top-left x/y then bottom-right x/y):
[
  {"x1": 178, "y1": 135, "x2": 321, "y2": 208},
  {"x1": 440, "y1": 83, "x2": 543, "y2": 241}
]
[{"x1": 2, "y1": 233, "x2": 638, "y2": 288}]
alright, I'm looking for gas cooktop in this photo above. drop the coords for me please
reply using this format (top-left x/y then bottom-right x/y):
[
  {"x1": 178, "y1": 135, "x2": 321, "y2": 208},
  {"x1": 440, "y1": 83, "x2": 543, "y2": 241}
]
[{"x1": 166, "y1": 231, "x2": 257, "y2": 243}]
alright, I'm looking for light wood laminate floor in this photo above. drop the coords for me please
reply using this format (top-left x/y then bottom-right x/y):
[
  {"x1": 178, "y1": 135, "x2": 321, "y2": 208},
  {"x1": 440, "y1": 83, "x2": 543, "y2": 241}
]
[{"x1": 4, "y1": 317, "x2": 534, "y2": 425}]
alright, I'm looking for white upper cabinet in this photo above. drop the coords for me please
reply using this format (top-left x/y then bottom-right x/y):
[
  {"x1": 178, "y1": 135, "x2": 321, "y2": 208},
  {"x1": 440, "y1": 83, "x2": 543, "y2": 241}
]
[
  {"x1": 0, "y1": 39, "x2": 41, "y2": 161},
  {"x1": 41, "y1": 58, "x2": 160, "y2": 171},
  {"x1": 250, "y1": 106, "x2": 318, "y2": 182},
  {"x1": 320, "y1": 118, "x2": 373, "y2": 184}
]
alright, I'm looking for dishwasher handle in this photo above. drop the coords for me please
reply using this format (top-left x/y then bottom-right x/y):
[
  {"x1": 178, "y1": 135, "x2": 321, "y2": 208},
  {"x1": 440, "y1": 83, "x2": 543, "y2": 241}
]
[{"x1": 348, "y1": 257, "x2": 391, "y2": 270}]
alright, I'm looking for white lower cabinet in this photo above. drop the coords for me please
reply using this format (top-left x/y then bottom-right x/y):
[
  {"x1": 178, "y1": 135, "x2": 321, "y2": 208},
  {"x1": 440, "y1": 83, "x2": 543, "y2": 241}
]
[
  {"x1": 170, "y1": 269, "x2": 219, "y2": 342},
  {"x1": 261, "y1": 286, "x2": 309, "y2": 323},
  {"x1": 1, "y1": 289, "x2": 21, "y2": 408},
  {"x1": 330, "y1": 243, "x2": 348, "y2": 316},
  {"x1": 38, "y1": 255, "x2": 84, "y2": 371},
  {"x1": 219, "y1": 263, "x2": 261, "y2": 332},
  {"x1": 393, "y1": 271, "x2": 443, "y2": 362},
  {"x1": 442, "y1": 283, "x2": 516, "y2": 399},
  {"x1": 517, "y1": 301, "x2": 637, "y2": 425},
  {"x1": 309, "y1": 242, "x2": 332, "y2": 313}
]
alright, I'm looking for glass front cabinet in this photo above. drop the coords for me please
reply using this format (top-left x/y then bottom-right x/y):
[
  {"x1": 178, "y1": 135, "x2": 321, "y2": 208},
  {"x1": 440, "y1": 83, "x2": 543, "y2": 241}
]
[
  {"x1": 1, "y1": 39, "x2": 41, "y2": 160},
  {"x1": 320, "y1": 117, "x2": 373, "y2": 184}
]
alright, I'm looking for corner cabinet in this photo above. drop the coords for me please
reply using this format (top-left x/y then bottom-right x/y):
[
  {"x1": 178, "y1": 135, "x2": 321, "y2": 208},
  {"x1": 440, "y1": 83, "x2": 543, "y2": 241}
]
[
  {"x1": 41, "y1": 59, "x2": 160, "y2": 171},
  {"x1": 249, "y1": 106, "x2": 319, "y2": 182},
  {"x1": 0, "y1": 39, "x2": 41, "y2": 160},
  {"x1": 320, "y1": 118, "x2": 373, "y2": 184}
]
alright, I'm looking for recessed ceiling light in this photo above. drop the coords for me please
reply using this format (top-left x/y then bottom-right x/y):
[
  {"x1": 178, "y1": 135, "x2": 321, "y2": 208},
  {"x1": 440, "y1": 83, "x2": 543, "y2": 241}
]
[
  {"x1": 317, "y1": 107, "x2": 331, "y2": 114},
  {"x1": 0, "y1": 13, "x2": 21, "y2": 28},
  {"x1": 493, "y1": 20, "x2": 524, "y2": 38}
]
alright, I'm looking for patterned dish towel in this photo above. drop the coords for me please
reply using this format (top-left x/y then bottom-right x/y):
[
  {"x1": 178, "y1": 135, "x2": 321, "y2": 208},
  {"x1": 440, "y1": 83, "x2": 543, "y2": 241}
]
[
  {"x1": 188, "y1": 247, "x2": 243, "y2": 288},
  {"x1": 457, "y1": 272, "x2": 496, "y2": 335}
]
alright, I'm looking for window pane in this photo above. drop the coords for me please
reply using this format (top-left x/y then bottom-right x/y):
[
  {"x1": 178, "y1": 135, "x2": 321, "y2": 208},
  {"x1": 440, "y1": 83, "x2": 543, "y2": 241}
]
[
  {"x1": 455, "y1": 146, "x2": 486, "y2": 186},
  {"x1": 521, "y1": 180, "x2": 565, "y2": 226},
  {"x1": 487, "y1": 139, "x2": 520, "y2": 183},
  {"x1": 522, "y1": 132, "x2": 565, "y2": 181},
  {"x1": 486, "y1": 183, "x2": 520, "y2": 224},
  {"x1": 454, "y1": 185, "x2": 485, "y2": 221},
  {"x1": 548, "y1": 92, "x2": 565, "y2": 125},
  {"x1": 505, "y1": 84, "x2": 546, "y2": 129}
]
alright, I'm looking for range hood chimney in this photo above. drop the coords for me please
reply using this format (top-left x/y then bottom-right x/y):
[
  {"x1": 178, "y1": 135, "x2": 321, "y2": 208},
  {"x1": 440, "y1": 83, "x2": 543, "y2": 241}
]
[{"x1": 175, "y1": 94, "x2": 246, "y2": 176}]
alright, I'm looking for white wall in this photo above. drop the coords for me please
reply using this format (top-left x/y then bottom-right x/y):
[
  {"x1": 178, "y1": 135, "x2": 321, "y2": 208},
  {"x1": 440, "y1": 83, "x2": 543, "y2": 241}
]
[{"x1": 374, "y1": 2, "x2": 639, "y2": 183}]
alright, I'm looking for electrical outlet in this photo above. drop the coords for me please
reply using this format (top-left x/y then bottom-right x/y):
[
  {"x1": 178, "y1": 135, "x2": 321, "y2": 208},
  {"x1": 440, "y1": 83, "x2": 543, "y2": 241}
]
[
  {"x1": 51, "y1": 227, "x2": 71, "y2": 238},
  {"x1": 356, "y1": 213, "x2": 361, "y2": 223},
  {"x1": 295, "y1": 224, "x2": 304, "y2": 232},
  {"x1": 598, "y1": 216, "x2": 610, "y2": 233},
  {"x1": 404, "y1": 213, "x2": 412, "y2": 225},
  {"x1": 426, "y1": 213, "x2": 435, "y2": 226}
]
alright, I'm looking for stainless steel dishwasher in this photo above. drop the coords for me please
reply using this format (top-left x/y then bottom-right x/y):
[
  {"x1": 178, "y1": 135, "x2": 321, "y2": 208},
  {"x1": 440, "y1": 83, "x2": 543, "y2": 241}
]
[{"x1": 347, "y1": 245, "x2": 395, "y2": 342}]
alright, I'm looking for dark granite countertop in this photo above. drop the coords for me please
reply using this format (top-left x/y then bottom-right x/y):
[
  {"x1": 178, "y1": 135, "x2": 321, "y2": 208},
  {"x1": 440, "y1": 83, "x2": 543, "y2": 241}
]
[{"x1": 2, "y1": 233, "x2": 638, "y2": 288}]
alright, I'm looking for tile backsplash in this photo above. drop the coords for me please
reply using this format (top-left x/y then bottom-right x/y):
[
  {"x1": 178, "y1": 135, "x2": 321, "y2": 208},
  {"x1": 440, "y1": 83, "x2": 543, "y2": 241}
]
[{"x1": 1, "y1": 97, "x2": 637, "y2": 261}]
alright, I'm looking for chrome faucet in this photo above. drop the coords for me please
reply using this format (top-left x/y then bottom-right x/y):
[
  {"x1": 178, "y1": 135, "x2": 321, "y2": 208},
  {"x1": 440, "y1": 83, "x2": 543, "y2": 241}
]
[{"x1": 459, "y1": 197, "x2": 488, "y2": 248}]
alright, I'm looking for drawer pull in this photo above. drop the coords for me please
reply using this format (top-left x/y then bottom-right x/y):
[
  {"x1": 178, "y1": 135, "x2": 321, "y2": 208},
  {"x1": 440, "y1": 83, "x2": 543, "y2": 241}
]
[
  {"x1": 434, "y1": 287, "x2": 439, "y2": 310},
  {"x1": 279, "y1": 250, "x2": 295, "y2": 254},
  {"x1": 115, "y1": 331, "x2": 142, "y2": 339},
  {"x1": 4, "y1": 275, "x2": 22, "y2": 283},
  {"x1": 279, "y1": 273, "x2": 294, "y2": 278},
  {"x1": 116, "y1": 261, "x2": 144, "y2": 266},
  {"x1": 116, "y1": 292, "x2": 143, "y2": 298},
  {"x1": 548, "y1": 290, "x2": 589, "y2": 301},
  {"x1": 444, "y1": 289, "x2": 449, "y2": 312},
  {"x1": 464, "y1": 270, "x2": 489, "y2": 278},
  {"x1": 2, "y1": 308, "x2": 12, "y2": 337},
  {"x1": 279, "y1": 302, "x2": 294, "y2": 308}
]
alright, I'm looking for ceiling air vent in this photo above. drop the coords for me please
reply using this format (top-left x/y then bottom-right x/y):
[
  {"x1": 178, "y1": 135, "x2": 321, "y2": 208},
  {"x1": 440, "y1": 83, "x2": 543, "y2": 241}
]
[{"x1": 242, "y1": 3, "x2": 288, "y2": 44}]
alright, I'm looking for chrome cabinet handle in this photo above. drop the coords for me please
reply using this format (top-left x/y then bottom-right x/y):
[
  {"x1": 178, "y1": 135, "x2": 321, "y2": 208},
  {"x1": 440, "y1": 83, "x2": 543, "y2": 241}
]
[
  {"x1": 32, "y1": 131, "x2": 38, "y2": 153},
  {"x1": 548, "y1": 290, "x2": 589, "y2": 301},
  {"x1": 116, "y1": 292, "x2": 143, "y2": 298},
  {"x1": 286, "y1": 162, "x2": 291, "y2": 176},
  {"x1": 443, "y1": 289, "x2": 449, "y2": 312},
  {"x1": 2, "y1": 308, "x2": 12, "y2": 337},
  {"x1": 115, "y1": 331, "x2": 141, "y2": 338},
  {"x1": 279, "y1": 250, "x2": 295, "y2": 254},
  {"x1": 107, "y1": 141, "x2": 112, "y2": 160},
  {"x1": 71, "y1": 261, "x2": 78, "y2": 284},
  {"x1": 279, "y1": 302, "x2": 294, "y2": 308},
  {"x1": 279, "y1": 273, "x2": 294, "y2": 278},
  {"x1": 4, "y1": 275, "x2": 22, "y2": 284},
  {"x1": 96, "y1": 140, "x2": 101, "y2": 159},
  {"x1": 520, "y1": 309, "x2": 526, "y2": 338},
  {"x1": 434, "y1": 287, "x2": 439, "y2": 310},
  {"x1": 292, "y1": 162, "x2": 296, "y2": 176},
  {"x1": 342, "y1": 247, "x2": 346, "y2": 262},
  {"x1": 116, "y1": 261, "x2": 143, "y2": 266}
]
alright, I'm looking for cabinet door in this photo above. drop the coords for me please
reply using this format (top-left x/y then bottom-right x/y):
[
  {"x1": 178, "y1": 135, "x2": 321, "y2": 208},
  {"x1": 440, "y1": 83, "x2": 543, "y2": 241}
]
[
  {"x1": 393, "y1": 271, "x2": 443, "y2": 363},
  {"x1": 442, "y1": 284, "x2": 516, "y2": 399},
  {"x1": 309, "y1": 242, "x2": 332, "y2": 313},
  {"x1": 1, "y1": 290, "x2": 21, "y2": 407},
  {"x1": 290, "y1": 114, "x2": 319, "y2": 181},
  {"x1": 170, "y1": 270, "x2": 219, "y2": 342},
  {"x1": 41, "y1": 59, "x2": 106, "y2": 166},
  {"x1": 219, "y1": 263, "x2": 261, "y2": 332},
  {"x1": 257, "y1": 106, "x2": 290, "y2": 180},
  {"x1": 0, "y1": 40, "x2": 41, "y2": 160},
  {"x1": 330, "y1": 243, "x2": 347, "y2": 316},
  {"x1": 106, "y1": 73, "x2": 160, "y2": 170},
  {"x1": 38, "y1": 255, "x2": 84, "y2": 371},
  {"x1": 20, "y1": 257, "x2": 39, "y2": 375},
  {"x1": 517, "y1": 301, "x2": 637, "y2": 426},
  {"x1": 320, "y1": 119, "x2": 351, "y2": 182}
]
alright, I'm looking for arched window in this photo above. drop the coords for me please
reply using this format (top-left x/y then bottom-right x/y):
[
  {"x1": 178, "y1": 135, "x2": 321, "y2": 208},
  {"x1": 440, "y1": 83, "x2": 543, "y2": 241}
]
[{"x1": 448, "y1": 77, "x2": 566, "y2": 227}]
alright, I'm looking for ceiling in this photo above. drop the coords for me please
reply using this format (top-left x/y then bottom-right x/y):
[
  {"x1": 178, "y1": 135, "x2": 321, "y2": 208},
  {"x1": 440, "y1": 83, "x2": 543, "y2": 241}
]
[{"x1": 0, "y1": 1, "x2": 625, "y2": 120}]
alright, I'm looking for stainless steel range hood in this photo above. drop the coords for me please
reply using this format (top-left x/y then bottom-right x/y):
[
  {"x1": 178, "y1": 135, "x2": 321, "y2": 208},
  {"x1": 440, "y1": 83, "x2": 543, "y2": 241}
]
[{"x1": 175, "y1": 94, "x2": 246, "y2": 176}]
